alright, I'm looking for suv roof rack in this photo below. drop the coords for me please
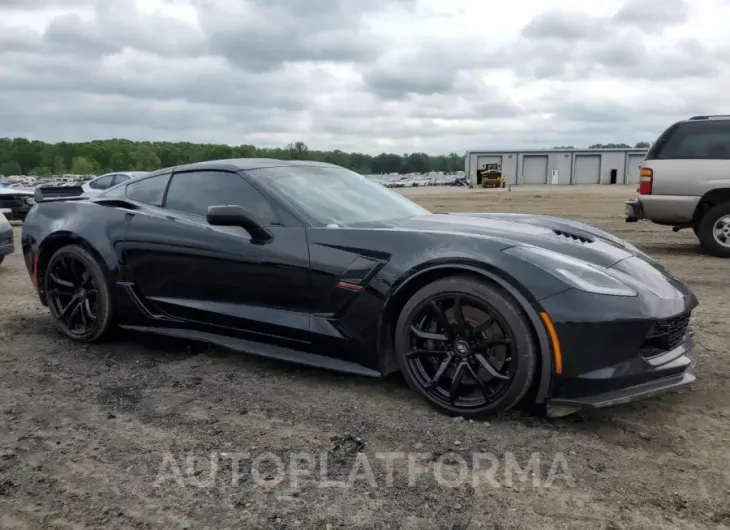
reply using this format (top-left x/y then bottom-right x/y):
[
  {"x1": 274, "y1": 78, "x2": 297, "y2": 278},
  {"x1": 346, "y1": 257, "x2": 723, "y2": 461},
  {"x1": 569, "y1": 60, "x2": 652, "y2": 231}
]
[{"x1": 689, "y1": 114, "x2": 730, "y2": 120}]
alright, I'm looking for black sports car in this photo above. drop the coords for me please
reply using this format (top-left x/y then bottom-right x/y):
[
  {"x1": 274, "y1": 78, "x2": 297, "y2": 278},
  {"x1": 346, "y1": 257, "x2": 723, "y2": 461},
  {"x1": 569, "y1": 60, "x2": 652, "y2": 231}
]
[{"x1": 20, "y1": 159, "x2": 698, "y2": 417}]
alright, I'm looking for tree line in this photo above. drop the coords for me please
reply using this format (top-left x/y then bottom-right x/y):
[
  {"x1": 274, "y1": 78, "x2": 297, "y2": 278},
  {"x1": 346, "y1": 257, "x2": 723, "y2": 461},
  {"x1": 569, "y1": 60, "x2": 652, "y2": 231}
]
[
  {"x1": 0, "y1": 138, "x2": 466, "y2": 177},
  {"x1": 0, "y1": 138, "x2": 654, "y2": 178},
  {"x1": 553, "y1": 142, "x2": 652, "y2": 149}
]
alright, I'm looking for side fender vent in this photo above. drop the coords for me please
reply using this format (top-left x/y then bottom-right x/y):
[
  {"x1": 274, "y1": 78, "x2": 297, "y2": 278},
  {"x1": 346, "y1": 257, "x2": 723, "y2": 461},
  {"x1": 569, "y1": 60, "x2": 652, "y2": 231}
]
[
  {"x1": 94, "y1": 199, "x2": 139, "y2": 210},
  {"x1": 552, "y1": 229, "x2": 593, "y2": 244}
]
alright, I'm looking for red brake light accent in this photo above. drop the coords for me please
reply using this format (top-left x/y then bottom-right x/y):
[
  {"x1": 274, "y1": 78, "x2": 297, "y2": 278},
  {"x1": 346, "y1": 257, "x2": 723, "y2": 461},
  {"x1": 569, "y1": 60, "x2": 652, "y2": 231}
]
[
  {"x1": 639, "y1": 168, "x2": 653, "y2": 195},
  {"x1": 336, "y1": 281, "x2": 362, "y2": 292}
]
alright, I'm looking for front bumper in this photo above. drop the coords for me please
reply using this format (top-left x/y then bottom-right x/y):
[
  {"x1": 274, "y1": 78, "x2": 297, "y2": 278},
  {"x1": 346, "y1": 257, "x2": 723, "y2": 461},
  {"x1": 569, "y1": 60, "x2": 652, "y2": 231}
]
[
  {"x1": 548, "y1": 335, "x2": 695, "y2": 409},
  {"x1": 537, "y1": 285, "x2": 698, "y2": 409}
]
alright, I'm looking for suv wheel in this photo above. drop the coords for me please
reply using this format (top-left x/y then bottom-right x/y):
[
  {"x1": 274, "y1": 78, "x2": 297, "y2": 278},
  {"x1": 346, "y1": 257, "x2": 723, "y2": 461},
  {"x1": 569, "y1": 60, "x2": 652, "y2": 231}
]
[{"x1": 697, "y1": 203, "x2": 730, "y2": 257}]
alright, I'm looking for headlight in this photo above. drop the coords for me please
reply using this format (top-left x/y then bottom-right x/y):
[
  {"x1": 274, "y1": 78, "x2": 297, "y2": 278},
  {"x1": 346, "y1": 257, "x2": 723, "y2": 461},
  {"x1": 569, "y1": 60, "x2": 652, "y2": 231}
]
[{"x1": 503, "y1": 245, "x2": 637, "y2": 297}]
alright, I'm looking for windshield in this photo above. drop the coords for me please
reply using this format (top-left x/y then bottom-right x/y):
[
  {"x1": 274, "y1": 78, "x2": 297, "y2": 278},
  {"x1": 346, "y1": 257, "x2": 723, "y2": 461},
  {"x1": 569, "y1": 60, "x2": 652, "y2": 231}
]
[{"x1": 249, "y1": 165, "x2": 430, "y2": 226}]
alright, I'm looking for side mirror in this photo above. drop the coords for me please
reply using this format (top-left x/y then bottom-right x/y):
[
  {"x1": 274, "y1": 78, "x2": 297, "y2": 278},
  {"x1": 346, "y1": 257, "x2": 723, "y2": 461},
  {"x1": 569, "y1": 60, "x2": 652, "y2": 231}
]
[{"x1": 206, "y1": 205, "x2": 274, "y2": 244}]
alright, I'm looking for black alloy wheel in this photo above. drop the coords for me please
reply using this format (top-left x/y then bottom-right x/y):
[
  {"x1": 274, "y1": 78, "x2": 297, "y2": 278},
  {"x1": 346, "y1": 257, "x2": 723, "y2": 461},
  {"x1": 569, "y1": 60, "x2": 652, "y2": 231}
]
[
  {"x1": 395, "y1": 276, "x2": 537, "y2": 417},
  {"x1": 45, "y1": 245, "x2": 113, "y2": 342}
]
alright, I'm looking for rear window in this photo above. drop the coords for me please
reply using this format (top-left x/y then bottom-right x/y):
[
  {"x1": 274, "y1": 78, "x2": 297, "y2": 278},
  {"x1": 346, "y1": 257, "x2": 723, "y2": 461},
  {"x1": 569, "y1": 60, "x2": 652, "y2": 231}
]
[{"x1": 650, "y1": 120, "x2": 730, "y2": 160}]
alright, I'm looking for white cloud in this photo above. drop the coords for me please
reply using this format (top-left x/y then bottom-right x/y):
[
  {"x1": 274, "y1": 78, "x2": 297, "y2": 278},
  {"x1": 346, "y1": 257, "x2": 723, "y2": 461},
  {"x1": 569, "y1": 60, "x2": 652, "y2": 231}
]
[{"x1": 0, "y1": 0, "x2": 729, "y2": 154}]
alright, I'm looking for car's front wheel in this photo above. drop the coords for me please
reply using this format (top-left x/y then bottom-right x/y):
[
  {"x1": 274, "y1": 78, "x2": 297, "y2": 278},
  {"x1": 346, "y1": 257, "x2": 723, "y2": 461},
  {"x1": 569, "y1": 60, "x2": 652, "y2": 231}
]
[
  {"x1": 44, "y1": 244, "x2": 113, "y2": 342},
  {"x1": 394, "y1": 276, "x2": 537, "y2": 417},
  {"x1": 697, "y1": 203, "x2": 730, "y2": 257}
]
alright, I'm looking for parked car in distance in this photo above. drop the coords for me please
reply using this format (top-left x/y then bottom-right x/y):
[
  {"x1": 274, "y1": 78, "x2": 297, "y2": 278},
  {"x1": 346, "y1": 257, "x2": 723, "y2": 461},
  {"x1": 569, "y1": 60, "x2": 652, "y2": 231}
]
[
  {"x1": 0, "y1": 186, "x2": 35, "y2": 221},
  {"x1": 82, "y1": 172, "x2": 148, "y2": 196},
  {"x1": 0, "y1": 212, "x2": 13, "y2": 265},
  {"x1": 625, "y1": 114, "x2": 730, "y2": 256},
  {"x1": 34, "y1": 172, "x2": 149, "y2": 200},
  {"x1": 23, "y1": 159, "x2": 698, "y2": 418}
]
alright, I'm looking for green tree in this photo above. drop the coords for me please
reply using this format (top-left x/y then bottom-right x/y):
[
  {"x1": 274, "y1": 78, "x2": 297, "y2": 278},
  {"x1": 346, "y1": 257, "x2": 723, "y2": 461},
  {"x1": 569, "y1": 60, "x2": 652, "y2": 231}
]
[
  {"x1": 108, "y1": 152, "x2": 128, "y2": 171},
  {"x1": 70, "y1": 156, "x2": 97, "y2": 175},
  {"x1": 52, "y1": 156, "x2": 67, "y2": 175},
  {"x1": 30, "y1": 166, "x2": 52, "y2": 177},
  {"x1": 287, "y1": 141, "x2": 309, "y2": 160},
  {"x1": 589, "y1": 143, "x2": 631, "y2": 148},
  {"x1": 0, "y1": 160, "x2": 21, "y2": 175},
  {"x1": 0, "y1": 136, "x2": 471, "y2": 176},
  {"x1": 129, "y1": 147, "x2": 161, "y2": 171}
]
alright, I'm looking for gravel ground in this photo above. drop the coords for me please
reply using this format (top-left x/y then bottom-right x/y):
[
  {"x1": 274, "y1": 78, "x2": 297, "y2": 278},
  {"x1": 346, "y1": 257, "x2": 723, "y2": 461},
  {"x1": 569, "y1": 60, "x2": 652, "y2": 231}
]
[{"x1": 1, "y1": 185, "x2": 728, "y2": 530}]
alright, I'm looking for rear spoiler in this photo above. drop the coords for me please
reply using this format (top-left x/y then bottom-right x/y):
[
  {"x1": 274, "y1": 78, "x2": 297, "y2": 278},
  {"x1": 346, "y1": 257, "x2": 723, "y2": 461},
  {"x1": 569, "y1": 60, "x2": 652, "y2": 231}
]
[{"x1": 34, "y1": 185, "x2": 87, "y2": 203}]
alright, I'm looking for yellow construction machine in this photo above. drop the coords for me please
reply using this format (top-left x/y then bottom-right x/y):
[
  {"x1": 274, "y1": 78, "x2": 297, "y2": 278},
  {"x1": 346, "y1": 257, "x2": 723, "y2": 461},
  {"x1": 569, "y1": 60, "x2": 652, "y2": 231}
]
[{"x1": 477, "y1": 163, "x2": 505, "y2": 188}]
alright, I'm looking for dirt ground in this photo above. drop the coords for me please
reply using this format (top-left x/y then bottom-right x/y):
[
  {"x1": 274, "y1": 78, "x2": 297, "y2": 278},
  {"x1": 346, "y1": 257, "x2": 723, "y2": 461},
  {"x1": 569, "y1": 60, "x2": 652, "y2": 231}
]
[{"x1": 1, "y1": 185, "x2": 728, "y2": 530}]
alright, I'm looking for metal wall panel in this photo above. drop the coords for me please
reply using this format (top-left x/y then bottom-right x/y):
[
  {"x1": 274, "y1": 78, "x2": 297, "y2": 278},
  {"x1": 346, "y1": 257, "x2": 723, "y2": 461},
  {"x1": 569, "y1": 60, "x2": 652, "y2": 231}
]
[
  {"x1": 574, "y1": 155, "x2": 601, "y2": 184},
  {"x1": 626, "y1": 154, "x2": 645, "y2": 184},
  {"x1": 521, "y1": 156, "x2": 548, "y2": 184}
]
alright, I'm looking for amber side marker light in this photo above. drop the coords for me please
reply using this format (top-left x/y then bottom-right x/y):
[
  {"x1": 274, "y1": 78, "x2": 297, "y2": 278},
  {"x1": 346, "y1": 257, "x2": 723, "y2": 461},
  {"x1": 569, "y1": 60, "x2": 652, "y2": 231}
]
[{"x1": 539, "y1": 312, "x2": 563, "y2": 374}]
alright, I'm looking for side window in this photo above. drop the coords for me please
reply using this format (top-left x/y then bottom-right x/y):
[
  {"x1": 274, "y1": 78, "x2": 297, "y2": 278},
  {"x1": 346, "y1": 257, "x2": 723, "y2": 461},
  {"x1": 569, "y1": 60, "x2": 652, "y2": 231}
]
[
  {"x1": 165, "y1": 170, "x2": 278, "y2": 224},
  {"x1": 113, "y1": 174, "x2": 131, "y2": 186},
  {"x1": 660, "y1": 121, "x2": 730, "y2": 159},
  {"x1": 90, "y1": 175, "x2": 115, "y2": 189},
  {"x1": 126, "y1": 173, "x2": 171, "y2": 206}
]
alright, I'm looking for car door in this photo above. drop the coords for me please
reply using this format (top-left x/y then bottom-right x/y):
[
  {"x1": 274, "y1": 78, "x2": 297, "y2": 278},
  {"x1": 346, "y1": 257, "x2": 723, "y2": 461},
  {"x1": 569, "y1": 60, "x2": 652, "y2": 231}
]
[{"x1": 121, "y1": 168, "x2": 312, "y2": 342}]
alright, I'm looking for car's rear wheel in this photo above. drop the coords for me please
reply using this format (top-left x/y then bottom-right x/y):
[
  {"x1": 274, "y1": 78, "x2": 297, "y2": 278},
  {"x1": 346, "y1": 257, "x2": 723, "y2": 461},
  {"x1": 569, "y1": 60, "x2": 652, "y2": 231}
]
[
  {"x1": 44, "y1": 244, "x2": 113, "y2": 342},
  {"x1": 394, "y1": 276, "x2": 537, "y2": 417},
  {"x1": 697, "y1": 203, "x2": 730, "y2": 257}
]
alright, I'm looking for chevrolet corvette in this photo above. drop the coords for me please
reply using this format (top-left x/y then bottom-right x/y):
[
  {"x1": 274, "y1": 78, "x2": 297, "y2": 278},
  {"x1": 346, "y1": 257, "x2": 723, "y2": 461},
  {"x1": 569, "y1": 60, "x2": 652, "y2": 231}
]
[{"x1": 21, "y1": 159, "x2": 698, "y2": 417}]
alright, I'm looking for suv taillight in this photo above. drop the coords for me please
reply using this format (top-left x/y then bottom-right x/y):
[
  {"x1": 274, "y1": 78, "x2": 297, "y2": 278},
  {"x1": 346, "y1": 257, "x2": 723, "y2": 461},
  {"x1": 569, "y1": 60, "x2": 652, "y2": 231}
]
[{"x1": 639, "y1": 168, "x2": 653, "y2": 194}]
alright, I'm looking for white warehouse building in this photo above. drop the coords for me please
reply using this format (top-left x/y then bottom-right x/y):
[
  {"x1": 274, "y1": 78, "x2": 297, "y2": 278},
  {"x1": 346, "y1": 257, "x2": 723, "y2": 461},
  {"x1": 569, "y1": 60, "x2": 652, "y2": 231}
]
[{"x1": 465, "y1": 148, "x2": 648, "y2": 187}]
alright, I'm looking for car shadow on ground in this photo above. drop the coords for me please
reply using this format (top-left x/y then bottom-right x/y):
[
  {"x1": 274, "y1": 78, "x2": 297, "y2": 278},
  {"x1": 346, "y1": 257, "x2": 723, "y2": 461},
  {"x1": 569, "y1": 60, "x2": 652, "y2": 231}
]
[
  {"x1": 637, "y1": 241, "x2": 706, "y2": 256},
  {"x1": 7, "y1": 312, "x2": 687, "y2": 430},
  {"x1": 13, "y1": 311, "x2": 396, "y2": 388}
]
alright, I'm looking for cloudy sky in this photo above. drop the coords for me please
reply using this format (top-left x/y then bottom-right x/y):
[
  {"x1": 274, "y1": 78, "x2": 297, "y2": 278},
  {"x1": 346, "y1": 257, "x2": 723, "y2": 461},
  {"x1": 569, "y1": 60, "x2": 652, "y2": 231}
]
[{"x1": 0, "y1": 0, "x2": 728, "y2": 154}]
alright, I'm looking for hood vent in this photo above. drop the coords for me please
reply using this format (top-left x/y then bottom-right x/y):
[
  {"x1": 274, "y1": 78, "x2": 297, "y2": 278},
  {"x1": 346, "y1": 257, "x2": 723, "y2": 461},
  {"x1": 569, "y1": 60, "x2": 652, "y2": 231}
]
[{"x1": 552, "y1": 229, "x2": 594, "y2": 244}]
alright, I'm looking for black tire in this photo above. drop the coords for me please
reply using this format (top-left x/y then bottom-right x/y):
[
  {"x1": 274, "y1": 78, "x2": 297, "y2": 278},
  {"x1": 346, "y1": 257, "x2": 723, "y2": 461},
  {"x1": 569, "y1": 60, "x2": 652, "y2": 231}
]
[
  {"x1": 692, "y1": 225, "x2": 700, "y2": 237},
  {"x1": 44, "y1": 244, "x2": 113, "y2": 342},
  {"x1": 697, "y1": 203, "x2": 730, "y2": 257},
  {"x1": 394, "y1": 276, "x2": 537, "y2": 418}
]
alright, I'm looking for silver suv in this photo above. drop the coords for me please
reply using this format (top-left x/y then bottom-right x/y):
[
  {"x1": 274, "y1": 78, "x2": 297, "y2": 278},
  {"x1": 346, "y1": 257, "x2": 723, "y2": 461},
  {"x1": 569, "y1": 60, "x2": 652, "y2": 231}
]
[{"x1": 625, "y1": 114, "x2": 730, "y2": 257}]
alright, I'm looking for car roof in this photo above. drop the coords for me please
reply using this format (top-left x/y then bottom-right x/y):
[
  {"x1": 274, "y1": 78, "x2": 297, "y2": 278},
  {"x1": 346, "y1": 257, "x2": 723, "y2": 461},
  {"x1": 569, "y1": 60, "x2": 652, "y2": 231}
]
[
  {"x1": 97, "y1": 171, "x2": 148, "y2": 178},
  {"x1": 682, "y1": 115, "x2": 730, "y2": 123},
  {"x1": 171, "y1": 158, "x2": 341, "y2": 172}
]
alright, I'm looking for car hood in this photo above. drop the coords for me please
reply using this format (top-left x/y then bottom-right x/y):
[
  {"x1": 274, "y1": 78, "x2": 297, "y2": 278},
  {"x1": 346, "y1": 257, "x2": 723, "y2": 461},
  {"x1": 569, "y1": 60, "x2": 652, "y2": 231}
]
[
  {"x1": 391, "y1": 213, "x2": 633, "y2": 266},
  {"x1": 388, "y1": 213, "x2": 693, "y2": 301}
]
